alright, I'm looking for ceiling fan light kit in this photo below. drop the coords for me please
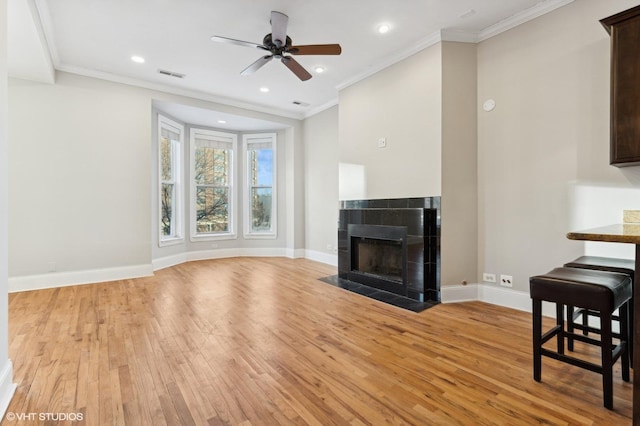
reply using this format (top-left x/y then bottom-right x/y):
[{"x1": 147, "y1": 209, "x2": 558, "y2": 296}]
[{"x1": 211, "y1": 11, "x2": 342, "y2": 81}]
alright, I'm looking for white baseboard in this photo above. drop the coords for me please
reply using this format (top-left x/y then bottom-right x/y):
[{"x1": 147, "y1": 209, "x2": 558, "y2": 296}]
[
  {"x1": 8, "y1": 264, "x2": 153, "y2": 293},
  {"x1": 477, "y1": 284, "x2": 532, "y2": 313},
  {"x1": 153, "y1": 247, "x2": 301, "y2": 271},
  {"x1": 0, "y1": 360, "x2": 16, "y2": 421},
  {"x1": 304, "y1": 250, "x2": 338, "y2": 266},
  {"x1": 442, "y1": 283, "x2": 556, "y2": 317},
  {"x1": 441, "y1": 283, "x2": 479, "y2": 303},
  {"x1": 152, "y1": 253, "x2": 188, "y2": 271},
  {"x1": 187, "y1": 247, "x2": 288, "y2": 263},
  {"x1": 8, "y1": 256, "x2": 556, "y2": 318},
  {"x1": 8, "y1": 247, "x2": 316, "y2": 291},
  {"x1": 286, "y1": 248, "x2": 306, "y2": 259}
]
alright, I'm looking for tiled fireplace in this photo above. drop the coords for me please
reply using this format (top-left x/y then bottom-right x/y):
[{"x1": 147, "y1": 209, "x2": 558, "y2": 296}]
[{"x1": 338, "y1": 197, "x2": 441, "y2": 303}]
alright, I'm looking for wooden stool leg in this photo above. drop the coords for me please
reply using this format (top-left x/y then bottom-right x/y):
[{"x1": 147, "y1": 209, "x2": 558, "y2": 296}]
[
  {"x1": 533, "y1": 298, "x2": 542, "y2": 382},
  {"x1": 629, "y1": 297, "x2": 634, "y2": 366},
  {"x1": 620, "y1": 302, "x2": 630, "y2": 382},
  {"x1": 601, "y1": 311, "x2": 614, "y2": 409},
  {"x1": 567, "y1": 305, "x2": 575, "y2": 351},
  {"x1": 556, "y1": 303, "x2": 564, "y2": 355}
]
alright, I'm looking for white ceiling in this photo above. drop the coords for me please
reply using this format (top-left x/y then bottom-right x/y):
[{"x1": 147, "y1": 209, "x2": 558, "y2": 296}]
[{"x1": 9, "y1": 0, "x2": 574, "y2": 126}]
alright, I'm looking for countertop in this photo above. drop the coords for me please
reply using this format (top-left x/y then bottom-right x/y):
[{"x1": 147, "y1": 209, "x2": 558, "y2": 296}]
[{"x1": 567, "y1": 223, "x2": 640, "y2": 244}]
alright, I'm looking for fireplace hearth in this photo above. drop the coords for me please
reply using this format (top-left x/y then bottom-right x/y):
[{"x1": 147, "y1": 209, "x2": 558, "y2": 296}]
[{"x1": 338, "y1": 197, "x2": 440, "y2": 303}]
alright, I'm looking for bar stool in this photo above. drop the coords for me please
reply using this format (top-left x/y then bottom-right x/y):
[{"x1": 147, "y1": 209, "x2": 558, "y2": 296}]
[
  {"x1": 529, "y1": 267, "x2": 631, "y2": 409},
  {"x1": 563, "y1": 256, "x2": 635, "y2": 363}
]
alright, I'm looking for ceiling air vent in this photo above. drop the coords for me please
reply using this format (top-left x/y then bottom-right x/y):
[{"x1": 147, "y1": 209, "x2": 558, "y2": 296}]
[
  {"x1": 158, "y1": 69, "x2": 185, "y2": 79},
  {"x1": 292, "y1": 100, "x2": 310, "y2": 107}
]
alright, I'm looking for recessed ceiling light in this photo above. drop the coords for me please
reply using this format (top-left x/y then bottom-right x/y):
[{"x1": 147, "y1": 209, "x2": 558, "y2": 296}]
[
  {"x1": 260, "y1": 87, "x2": 270, "y2": 93},
  {"x1": 217, "y1": 120, "x2": 227, "y2": 124},
  {"x1": 377, "y1": 24, "x2": 391, "y2": 34},
  {"x1": 131, "y1": 55, "x2": 145, "y2": 63},
  {"x1": 314, "y1": 66, "x2": 325, "y2": 73}
]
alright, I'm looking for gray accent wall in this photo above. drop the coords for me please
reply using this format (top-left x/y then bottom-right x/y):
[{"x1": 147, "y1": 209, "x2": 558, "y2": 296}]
[{"x1": 337, "y1": 41, "x2": 478, "y2": 287}]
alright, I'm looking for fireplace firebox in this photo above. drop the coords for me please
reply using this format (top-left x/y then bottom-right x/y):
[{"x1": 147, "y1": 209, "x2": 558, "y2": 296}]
[{"x1": 348, "y1": 224, "x2": 408, "y2": 295}]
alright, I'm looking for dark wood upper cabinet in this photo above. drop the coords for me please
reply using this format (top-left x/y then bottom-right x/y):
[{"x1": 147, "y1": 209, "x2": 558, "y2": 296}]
[{"x1": 601, "y1": 5, "x2": 640, "y2": 167}]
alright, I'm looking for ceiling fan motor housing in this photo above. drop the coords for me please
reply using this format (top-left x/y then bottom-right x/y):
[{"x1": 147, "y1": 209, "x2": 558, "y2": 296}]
[{"x1": 263, "y1": 34, "x2": 293, "y2": 52}]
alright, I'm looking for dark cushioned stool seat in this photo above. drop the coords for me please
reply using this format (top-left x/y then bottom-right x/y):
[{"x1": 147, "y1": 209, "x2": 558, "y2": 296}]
[
  {"x1": 564, "y1": 256, "x2": 635, "y2": 276},
  {"x1": 563, "y1": 256, "x2": 635, "y2": 364},
  {"x1": 529, "y1": 267, "x2": 631, "y2": 409}
]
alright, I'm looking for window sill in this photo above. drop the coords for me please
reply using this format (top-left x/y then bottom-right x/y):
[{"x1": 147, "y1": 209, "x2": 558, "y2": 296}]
[
  {"x1": 244, "y1": 233, "x2": 277, "y2": 240},
  {"x1": 159, "y1": 237, "x2": 184, "y2": 248},
  {"x1": 191, "y1": 233, "x2": 238, "y2": 242}
]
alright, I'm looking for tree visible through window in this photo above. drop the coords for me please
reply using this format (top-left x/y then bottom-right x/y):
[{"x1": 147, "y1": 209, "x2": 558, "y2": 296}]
[
  {"x1": 244, "y1": 134, "x2": 276, "y2": 237},
  {"x1": 158, "y1": 115, "x2": 183, "y2": 245},
  {"x1": 191, "y1": 129, "x2": 237, "y2": 240},
  {"x1": 195, "y1": 146, "x2": 230, "y2": 232}
]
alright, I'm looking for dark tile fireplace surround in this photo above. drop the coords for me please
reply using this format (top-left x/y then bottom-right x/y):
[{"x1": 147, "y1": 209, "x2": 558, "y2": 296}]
[{"x1": 330, "y1": 197, "x2": 440, "y2": 311}]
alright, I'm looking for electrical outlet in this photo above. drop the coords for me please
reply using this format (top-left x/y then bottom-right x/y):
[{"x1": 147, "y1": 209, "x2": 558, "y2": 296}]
[
  {"x1": 500, "y1": 275, "x2": 513, "y2": 287},
  {"x1": 483, "y1": 273, "x2": 496, "y2": 283}
]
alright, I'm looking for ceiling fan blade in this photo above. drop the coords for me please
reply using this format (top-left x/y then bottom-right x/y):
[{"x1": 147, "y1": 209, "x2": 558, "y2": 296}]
[
  {"x1": 211, "y1": 35, "x2": 266, "y2": 50},
  {"x1": 288, "y1": 44, "x2": 342, "y2": 55},
  {"x1": 281, "y1": 56, "x2": 312, "y2": 81},
  {"x1": 270, "y1": 11, "x2": 289, "y2": 47},
  {"x1": 241, "y1": 55, "x2": 273, "y2": 76}
]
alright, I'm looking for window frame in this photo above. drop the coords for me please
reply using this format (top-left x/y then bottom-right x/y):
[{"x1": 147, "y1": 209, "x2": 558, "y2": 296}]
[
  {"x1": 243, "y1": 133, "x2": 277, "y2": 239},
  {"x1": 190, "y1": 128, "x2": 238, "y2": 241},
  {"x1": 158, "y1": 114, "x2": 184, "y2": 247}
]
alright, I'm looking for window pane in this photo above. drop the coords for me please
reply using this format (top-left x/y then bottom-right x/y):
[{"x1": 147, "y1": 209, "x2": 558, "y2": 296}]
[
  {"x1": 161, "y1": 137, "x2": 172, "y2": 181},
  {"x1": 251, "y1": 187, "x2": 272, "y2": 232},
  {"x1": 250, "y1": 149, "x2": 273, "y2": 186},
  {"x1": 161, "y1": 183, "x2": 174, "y2": 237},
  {"x1": 196, "y1": 186, "x2": 229, "y2": 232},
  {"x1": 195, "y1": 147, "x2": 229, "y2": 185}
]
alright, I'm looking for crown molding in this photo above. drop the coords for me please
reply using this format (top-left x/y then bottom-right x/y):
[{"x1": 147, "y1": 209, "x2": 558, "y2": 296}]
[
  {"x1": 55, "y1": 63, "x2": 305, "y2": 121},
  {"x1": 440, "y1": 29, "x2": 479, "y2": 43},
  {"x1": 303, "y1": 98, "x2": 339, "y2": 119},
  {"x1": 335, "y1": 0, "x2": 575, "y2": 93},
  {"x1": 335, "y1": 30, "x2": 443, "y2": 92},
  {"x1": 32, "y1": 0, "x2": 576, "y2": 121},
  {"x1": 477, "y1": 0, "x2": 575, "y2": 41},
  {"x1": 33, "y1": 0, "x2": 59, "y2": 67}
]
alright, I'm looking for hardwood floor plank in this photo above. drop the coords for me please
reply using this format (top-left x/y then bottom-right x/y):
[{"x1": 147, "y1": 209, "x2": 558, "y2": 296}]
[{"x1": 2, "y1": 257, "x2": 634, "y2": 425}]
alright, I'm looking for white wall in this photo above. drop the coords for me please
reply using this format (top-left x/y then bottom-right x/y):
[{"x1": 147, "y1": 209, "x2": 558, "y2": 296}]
[
  {"x1": 338, "y1": 43, "x2": 442, "y2": 200},
  {"x1": 477, "y1": 0, "x2": 640, "y2": 294},
  {"x1": 303, "y1": 105, "x2": 339, "y2": 265},
  {"x1": 0, "y1": 0, "x2": 16, "y2": 416},
  {"x1": 8, "y1": 72, "x2": 305, "y2": 289},
  {"x1": 9, "y1": 73, "x2": 153, "y2": 279}
]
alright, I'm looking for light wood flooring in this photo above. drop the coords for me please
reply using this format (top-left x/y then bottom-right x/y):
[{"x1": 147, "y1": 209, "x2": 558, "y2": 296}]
[{"x1": 2, "y1": 257, "x2": 633, "y2": 425}]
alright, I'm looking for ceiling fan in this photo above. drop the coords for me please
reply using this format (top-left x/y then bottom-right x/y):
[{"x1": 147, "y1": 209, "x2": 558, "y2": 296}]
[{"x1": 211, "y1": 11, "x2": 342, "y2": 81}]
